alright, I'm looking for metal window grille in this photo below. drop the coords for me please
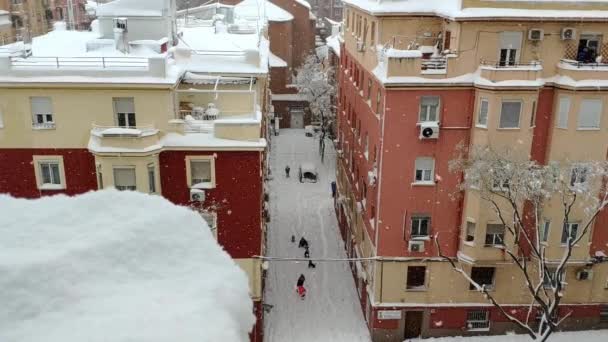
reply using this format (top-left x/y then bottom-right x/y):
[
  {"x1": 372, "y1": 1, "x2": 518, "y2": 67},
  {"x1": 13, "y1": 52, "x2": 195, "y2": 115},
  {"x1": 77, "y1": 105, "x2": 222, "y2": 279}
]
[{"x1": 466, "y1": 310, "x2": 490, "y2": 330}]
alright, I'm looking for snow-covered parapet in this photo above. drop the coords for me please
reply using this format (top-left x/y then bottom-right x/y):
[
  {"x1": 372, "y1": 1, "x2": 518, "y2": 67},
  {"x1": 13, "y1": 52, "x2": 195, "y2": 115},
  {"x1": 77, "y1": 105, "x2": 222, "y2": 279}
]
[{"x1": 0, "y1": 190, "x2": 255, "y2": 342}]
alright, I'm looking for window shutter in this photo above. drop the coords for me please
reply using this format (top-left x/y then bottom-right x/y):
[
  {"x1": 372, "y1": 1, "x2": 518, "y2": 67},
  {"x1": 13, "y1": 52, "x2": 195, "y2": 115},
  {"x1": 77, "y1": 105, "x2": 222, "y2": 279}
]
[
  {"x1": 500, "y1": 31, "x2": 522, "y2": 50},
  {"x1": 578, "y1": 99, "x2": 602, "y2": 128},
  {"x1": 415, "y1": 158, "x2": 433, "y2": 171},
  {"x1": 31, "y1": 97, "x2": 52, "y2": 115},
  {"x1": 114, "y1": 168, "x2": 136, "y2": 187},
  {"x1": 444, "y1": 31, "x2": 451, "y2": 50},
  {"x1": 557, "y1": 97, "x2": 570, "y2": 128},
  {"x1": 113, "y1": 97, "x2": 135, "y2": 114}
]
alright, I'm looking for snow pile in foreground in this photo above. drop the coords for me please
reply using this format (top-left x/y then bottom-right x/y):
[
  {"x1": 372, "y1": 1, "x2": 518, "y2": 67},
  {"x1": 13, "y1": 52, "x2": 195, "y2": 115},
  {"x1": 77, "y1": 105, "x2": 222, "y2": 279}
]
[
  {"x1": 419, "y1": 329, "x2": 608, "y2": 342},
  {"x1": 0, "y1": 190, "x2": 254, "y2": 342}
]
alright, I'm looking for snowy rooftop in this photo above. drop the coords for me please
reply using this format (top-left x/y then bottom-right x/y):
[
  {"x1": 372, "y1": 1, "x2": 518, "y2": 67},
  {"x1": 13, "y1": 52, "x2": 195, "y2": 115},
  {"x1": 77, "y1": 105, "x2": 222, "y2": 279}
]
[
  {"x1": 0, "y1": 190, "x2": 254, "y2": 342},
  {"x1": 343, "y1": 0, "x2": 608, "y2": 20},
  {"x1": 96, "y1": 0, "x2": 169, "y2": 17},
  {"x1": 235, "y1": 0, "x2": 294, "y2": 22}
]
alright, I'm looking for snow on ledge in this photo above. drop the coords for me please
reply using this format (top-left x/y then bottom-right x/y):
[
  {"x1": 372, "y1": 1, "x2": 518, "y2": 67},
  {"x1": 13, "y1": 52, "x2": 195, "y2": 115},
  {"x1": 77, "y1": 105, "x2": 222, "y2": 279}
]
[
  {"x1": 385, "y1": 48, "x2": 422, "y2": 58},
  {"x1": 0, "y1": 190, "x2": 255, "y2": 342}
]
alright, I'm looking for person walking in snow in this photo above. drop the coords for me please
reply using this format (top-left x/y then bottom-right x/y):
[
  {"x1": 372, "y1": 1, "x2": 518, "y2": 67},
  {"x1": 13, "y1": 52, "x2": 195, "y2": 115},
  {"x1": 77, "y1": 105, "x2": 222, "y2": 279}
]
[
  {"x1": 304, "y1": 246, "x2": 310, "y2": 258},
  {"x1": 298, "y1": 237, "x2": 308, "y2": 249},
  {"x1": 296, "y1": 274, "x2": 306, "y2": 299},
  {"x1": 308, "y1": 259, "x2": 316, "y2": 268},
  {"x1": 291, "y1": 235, "x2": 295, "y2": 243},
  {"x1": 285, "y1": 165, "x2": 290, "y2": 178}
]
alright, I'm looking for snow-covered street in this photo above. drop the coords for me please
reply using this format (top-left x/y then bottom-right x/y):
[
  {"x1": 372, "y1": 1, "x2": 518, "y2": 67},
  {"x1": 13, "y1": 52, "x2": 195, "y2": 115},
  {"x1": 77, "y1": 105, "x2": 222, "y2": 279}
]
[{"x1": 264, "y1": 129, "x2": 371, "y2": 342}]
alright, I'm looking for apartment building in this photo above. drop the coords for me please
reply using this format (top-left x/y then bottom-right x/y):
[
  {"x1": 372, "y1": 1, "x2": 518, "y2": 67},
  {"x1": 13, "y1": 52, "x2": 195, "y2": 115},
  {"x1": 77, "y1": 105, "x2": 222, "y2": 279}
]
[
  {"x1": 336, "y1": 0, "x2": 608, "y2": 340},
  {"x1": 308, "y1": 0, "x2": 343, "y2": 22},
  {"x1": 0, "y1": 0, "x2": 52, "y2": 43},
  {"x1": 48, "y1": 0, "x2": 95, "y2": 30},
  {"x1": 0, "y1": 0, "x2": 270, "y2": 340}
]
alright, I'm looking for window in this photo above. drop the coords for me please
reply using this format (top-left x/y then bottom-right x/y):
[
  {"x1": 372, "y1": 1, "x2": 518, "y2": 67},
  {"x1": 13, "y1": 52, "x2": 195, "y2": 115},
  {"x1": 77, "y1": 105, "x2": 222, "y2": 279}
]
[
  {"x1": 499, "y1": 31, "x2": 522, "y2": 66},
  {"x1": 113, "y1": 97, "x2": 136, "y2": 128},
  {"x1": 477, "y1": 99, "x2": 488, "y2": 127},
  {"x1": 561, "y1": 222, "x2": 579, "y2": 244},
  {"x1": 540, "y1": 220, "x2": 550, "y2": 243},
  {"x1": 570, "y1": 164, "x2": 589, "y2": 186},
  {"x1": 187, "y1": 156, "x2": 215, "y2": 189},
  {"x1": 201, "y1": 211, "x2": 218, "y2": 239},
  {"x1": 543, "y1": 267, "x2": 559, "y2": 289},
  {"x1": 411, "y1": 216, "x2": 430, "y2": 237},
  {"x1": 530, "y1": 101, "x2": 537, "y2": 127},
  {"x1": 499, "y1": 101, "x2": 521, "y2": 128},
  {"x1": 376, "y1": 88, "x2": 382, "y2": 114},
  {"x1": 466, "y1": 310, "x2": 490, "y2": 331},
  {"x1": 113, "y1": 167, "x2": 136, "y2": 191},
  {"x1": 30, "y1": 97, "x2": 54, "y2": 129},
  {"x1": 33, "y1": 156, "x2": 65, "y2": 190},
  {"x1": 419, "y1": 96, "x2": 440, "y2": 122},
  {"x1": 96, "y1": 164, "x2": 103, "y2": 189},
  {"x1": 485, "y1": 224, "x2": 505, "y2": 246},
  {"x1": 363, "y1": 133, "x2": 369, "y2": 159},
  {"x1": 367, "y1": 79, "x2": 372, "y2": 101},
  {"x1": 370, "y1": 22, "x2": 376, "y2": 46},
  {"x1": 147, "y1": 164, "x2": 156, "y2": 193},
  {"x1": 466, "y1": 221, "x2": 476, "y2": 242},
  {"x1": 578, "y1": 99, "x2": 602, "y2": 129},
  {"x1": 470, "y1": 267, "x2": 495, "y2": 290},
  {"x1": 600, "y1": 306, "x2": 608, "y2": 322},
  {"x1": 406, "y1": 266, "x2": 426, "y2": 290},
  {"x1": 557, "y1": 97, "x2": 570, "y2": 129},
  {"x1": 414, "y1": 157, "x2": 434, "y2": 183},
  {"x1": 444, "y1": 31, "x2": 452, "y2": 50}
]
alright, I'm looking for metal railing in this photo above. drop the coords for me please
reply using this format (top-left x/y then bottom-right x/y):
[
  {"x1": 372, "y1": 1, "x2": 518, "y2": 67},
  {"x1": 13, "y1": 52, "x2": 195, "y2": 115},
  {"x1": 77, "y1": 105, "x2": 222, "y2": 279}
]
[
  {"x1": 421, "y1": 57, "x2": 447, "y2": 70},
  {"x1": 32, "y1": 122, "x2": 56, "y2": 130},
  {"x1": 9, "y1": 56, "x2": 150, "y2": 69},
  {"x1": 178, "y1": 109, "x2": 220, "y2": 121},
  {"x1": 560, "y1": 58, "x2": 608, "y2": 69},
  {"x1": 480, "y1": 60, "x2": 542, "y2": 68}
]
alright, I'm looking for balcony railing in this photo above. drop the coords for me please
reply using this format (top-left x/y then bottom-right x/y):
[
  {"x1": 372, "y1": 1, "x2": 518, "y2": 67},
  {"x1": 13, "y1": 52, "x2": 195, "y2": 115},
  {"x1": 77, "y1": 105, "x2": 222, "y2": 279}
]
[
  {"x1": 9, "y1": 56, "x2": 149, "y2": 69},
  {"x1": 480, "y1": 60, "x2": 542, "y2": 68},
  {"x1": 32, "y1": 122, "x2": 56, "y2": 130},
  {"x1": 178, "y1": 109, "x2": 220, "y2": 121},
  {"x1": 421, "y1": 57, "x2": 447, "y2": 70},
  {"x1": 560, "y1": 58, "x2": 608, "y2": 69}
]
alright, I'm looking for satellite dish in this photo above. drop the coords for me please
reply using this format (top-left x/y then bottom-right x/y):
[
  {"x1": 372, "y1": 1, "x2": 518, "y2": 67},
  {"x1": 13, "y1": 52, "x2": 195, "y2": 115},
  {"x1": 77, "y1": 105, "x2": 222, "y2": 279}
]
[{"x1": 422, "y1": 127, "x2": 434, "y2": 138}]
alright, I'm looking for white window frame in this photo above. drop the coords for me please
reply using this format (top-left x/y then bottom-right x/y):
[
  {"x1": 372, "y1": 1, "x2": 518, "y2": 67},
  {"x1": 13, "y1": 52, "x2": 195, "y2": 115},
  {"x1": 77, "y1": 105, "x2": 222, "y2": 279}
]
[
  {"x1": 570, "y1": 164, "x2": 589, "y2": 186},
  {"x1": 414, "y1": 157, "x2": 435, "y2": 184},
  {"x1": 33, "y1": 155, "x2": 66, "y2": 190},
  {"x1": 577, "y1": 98, "x2": 602, "y2": 130},
  {"x1": 30, "y1": 96, "x2": 55, "y2": 130},
  {"x1": 147, "y1": 163, "x2": 156, "y2": 194},
  {"x1": 96, "y1": 163, "x2": 103, "y2": 190},
  {"x1": 498, "y1": 100, "x2": 522, "y2": 129},
  {"x1": 186, "y1": 156, "x2": 216, "y2": 189},
  {"x1": 419, "y1": 96, "x2": 440, "y2": 122},
  {"x1": 561, "y1": 222, "x2": 580, "y2": 245},
  {"x1": 411, "y1": 216, "x2": 430, "y2": 238},
  {"x1": 485, "y1": 223, "x2": 505, "y2": 246},
  {"x1": 477, "y1": 98, "x2": 489, "y2": 127},
  {"x1": 113, "y1": 166, "x2": 137, "y2": 191},
  {"x1": 556, "y1": 96, "x2": 570, "y2": 129},
  {"x1": 201, "y1": 211, "x2": 218, "y2": 239},
  {"x1": 113, "y1": 97, "x2": 136, "y2": 128},
  {"x1": 466, "y1": 310, "x2": 490, "y2": 331},
  {"x1": 465, "y1": 221, "x2": 476, "y2": 243},
  {"x1": 540, "y1": 220, "x2": 550, "y2": 243}
]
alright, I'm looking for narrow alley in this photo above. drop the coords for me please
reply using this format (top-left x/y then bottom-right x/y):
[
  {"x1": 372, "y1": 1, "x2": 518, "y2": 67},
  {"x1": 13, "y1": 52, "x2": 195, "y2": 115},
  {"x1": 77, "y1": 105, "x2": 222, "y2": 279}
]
[{"x1": 263, "y1": 129, "x2": 371, "y2": 342}]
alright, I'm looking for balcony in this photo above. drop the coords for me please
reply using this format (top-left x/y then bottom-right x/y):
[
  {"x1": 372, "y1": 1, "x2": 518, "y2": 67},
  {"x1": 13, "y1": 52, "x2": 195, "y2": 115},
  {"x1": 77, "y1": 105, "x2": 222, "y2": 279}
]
[
  {"x1": 557, "y1": 59, "x2": 608, "y2": 82},
  {"x1": 479, "y1": 60, "x2": 542, "y2": 84},
  {"x1": 89, "y1": 124, "x2": 161, "y2": 154}
]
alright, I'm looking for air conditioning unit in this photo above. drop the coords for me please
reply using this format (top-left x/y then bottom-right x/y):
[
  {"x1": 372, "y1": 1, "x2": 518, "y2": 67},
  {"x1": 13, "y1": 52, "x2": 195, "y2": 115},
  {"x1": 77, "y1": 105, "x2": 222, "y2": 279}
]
[
  {"x1": 419, "y1": 121, "x2": 440, "y2": 140},
  {"x1": 356, "y1": 39, "x2": 365, "y2": 52},
  {"x1": 528, "y1": 29, "x2": 544, "y2": 41},
  {"x1": 190, "y1": 189, "x2": 205, "y2": 202},
  {"x1": 576, "y1": 269, "x2": 593, "y2": 281},
  {"x1": 561, "y1": 28, "x2": 576, "y2": 40},
  {"x1": 114, "y1": 18, "x2": 128, "y2": 31},
  {"x1": 408, "y1": 240, "x2": 425, "y2": 253}
]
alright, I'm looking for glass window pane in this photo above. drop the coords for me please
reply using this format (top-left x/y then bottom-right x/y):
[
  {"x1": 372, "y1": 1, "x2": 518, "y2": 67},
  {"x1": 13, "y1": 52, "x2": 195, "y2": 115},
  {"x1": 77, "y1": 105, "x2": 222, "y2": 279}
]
[
  {"x1": 557, "y1": 97, "x2": 570, "y2": 128},
  {"x1": 191, "y1": 161, "x2": 211, "y2": 185},
  {"x1": 578, "y1": 99, "x2": 602, "y2": 129},
  {"x1": 114, "y1": 168, "x2": 136, "y2": 190},
  {"x1": 41, "y1": 163, "x2": 51, "y2": 184},
  {"x1": 499, "y1": 101, "x2": 521, "y2": 128},
  {"x1": 51, "y1": 164, "x2": 60, "y2": 184}
]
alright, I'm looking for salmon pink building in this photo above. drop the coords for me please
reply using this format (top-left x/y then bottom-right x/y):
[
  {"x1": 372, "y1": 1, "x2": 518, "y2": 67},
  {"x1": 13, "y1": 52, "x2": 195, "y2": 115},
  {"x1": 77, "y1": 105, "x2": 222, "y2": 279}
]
[
  {"x1": 335, "y1": 0, "x2": 608, "y2": 340},
  {"x1": 0, "y1": 1, "x2": 271, "y2": 341}
]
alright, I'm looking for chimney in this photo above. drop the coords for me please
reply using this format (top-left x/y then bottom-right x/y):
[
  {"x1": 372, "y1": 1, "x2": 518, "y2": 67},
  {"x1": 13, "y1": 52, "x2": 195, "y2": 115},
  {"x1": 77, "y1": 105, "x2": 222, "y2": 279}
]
[{"x1": 113, "y1": 18, "x2": 129, "y2": 54}]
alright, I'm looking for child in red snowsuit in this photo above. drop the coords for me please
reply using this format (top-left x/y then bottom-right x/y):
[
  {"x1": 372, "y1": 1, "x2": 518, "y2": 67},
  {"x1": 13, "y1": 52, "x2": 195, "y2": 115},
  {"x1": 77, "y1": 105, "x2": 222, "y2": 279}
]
[
  {"x1": 297, "y1": 285, "x2": 306, "y2": 298},
  {"x1": 296, "y1": 274, "x2": 306, "y2": 299}
]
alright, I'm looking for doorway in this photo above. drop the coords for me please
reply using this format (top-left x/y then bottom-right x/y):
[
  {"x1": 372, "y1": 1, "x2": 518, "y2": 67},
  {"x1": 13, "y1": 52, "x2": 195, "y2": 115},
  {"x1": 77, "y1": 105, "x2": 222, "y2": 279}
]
[
  {"x1": 290, "y1": 110, "x2": 304, "y2": 128},
  {"x1": 403, "y1": 311, "x2": 423, "y2": 340}
]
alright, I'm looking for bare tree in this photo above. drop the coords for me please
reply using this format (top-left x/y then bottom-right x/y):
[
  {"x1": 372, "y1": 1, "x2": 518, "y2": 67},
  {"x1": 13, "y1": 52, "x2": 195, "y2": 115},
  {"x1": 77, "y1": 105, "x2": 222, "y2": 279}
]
[
  {"x1": 293, "y1": 54, "x2": 336, "y2": 163},
  {"x1": 436, "y1": 144, "x2": 608, "y2": 341}
]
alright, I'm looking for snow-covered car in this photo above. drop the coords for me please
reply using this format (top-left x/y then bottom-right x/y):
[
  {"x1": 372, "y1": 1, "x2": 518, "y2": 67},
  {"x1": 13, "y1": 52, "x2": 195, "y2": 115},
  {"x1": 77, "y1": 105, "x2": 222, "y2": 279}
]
[
  {"x1": 304, "y1": 125, "x2": 314, "y2": 137},
  {"x1": 298, "y1": 162, "x2": 318, "y2": 183}
]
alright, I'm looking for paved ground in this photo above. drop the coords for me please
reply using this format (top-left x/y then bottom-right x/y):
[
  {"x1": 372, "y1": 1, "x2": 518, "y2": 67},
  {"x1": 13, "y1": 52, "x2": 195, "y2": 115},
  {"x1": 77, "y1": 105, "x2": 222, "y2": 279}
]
[{"x1": 263, "y1": 129, "x2": 371, "y2": 342}]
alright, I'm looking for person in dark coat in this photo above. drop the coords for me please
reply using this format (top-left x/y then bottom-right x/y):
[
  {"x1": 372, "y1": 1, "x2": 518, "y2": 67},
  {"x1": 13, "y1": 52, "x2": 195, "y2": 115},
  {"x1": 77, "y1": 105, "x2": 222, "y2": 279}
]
[
  {"x1": 308, "y1": 259, "x2": 316, "y2": 268},
  {"x1": 291, "y1": 235, "x2": 295, "y2": 243},
  {"x1": 331, "y1": 181, "x2": 337, "y2": 198},
  {"x1": 297, "y1": 274, "x2": 305, "y2": 287},
  {"x1": 285, "y1": 165, "x2": 290, "y2": 178},
  {"x1": 298, "y1": 237, "x2": 308, "y2": 249},
  {"x1": 304, "y1": 247, "x2": 310, "y2": 258}
]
